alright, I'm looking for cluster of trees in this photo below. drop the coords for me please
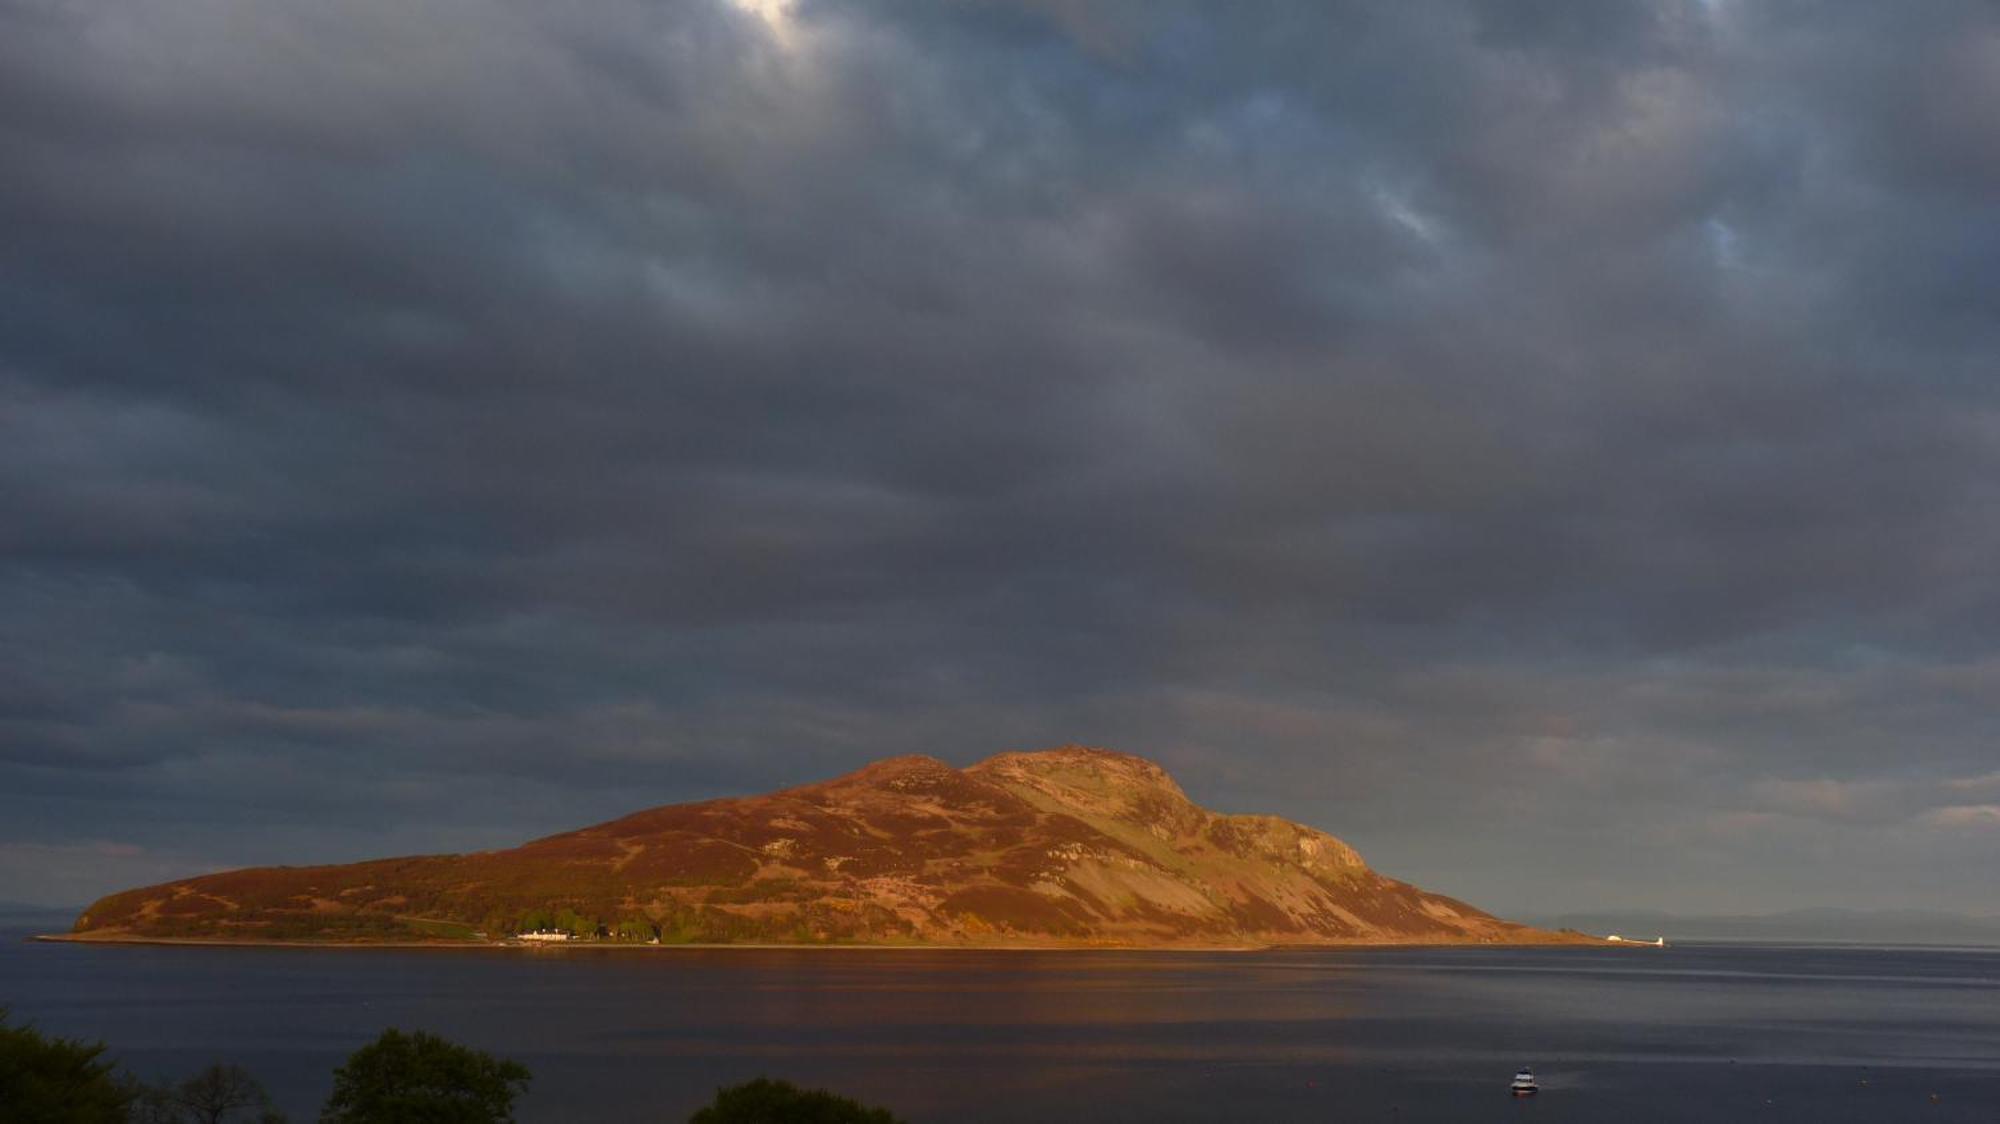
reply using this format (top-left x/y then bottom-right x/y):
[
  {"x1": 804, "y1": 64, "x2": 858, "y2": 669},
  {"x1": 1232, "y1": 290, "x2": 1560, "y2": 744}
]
[
  {"x1": 130, "y1": 1065, "x2": 286, "y2": 1123},
  {"x1": 0, "y1": 1014, "x2": 525, "y2": 1124},
  {"x1": 1, "y1": 1010, "x2": 902, "y2": 1123},
  {"x1": 498, "y1": 908, "x2": 661, "y2": 942},
  {"x1": 505, "y1": 907, "x2": 602, "y2": 939},
  {"x1": 483, "y1": 896, "x2": 915, "y2": 947},
  {"x1": 688, "y1": 1078, "x2": 908, "y2": 1124}
]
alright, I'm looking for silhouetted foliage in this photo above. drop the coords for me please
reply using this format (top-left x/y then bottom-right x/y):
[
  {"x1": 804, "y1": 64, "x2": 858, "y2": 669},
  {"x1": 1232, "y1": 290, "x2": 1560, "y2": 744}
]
[
  {"x1": 688, "y1": 1078, "x2": 906, "y2": 1124},
  {"x1": 318, "y1": 1028, "x2": 530, "y2": 1124},
  {"x1": 0, "y1": 1007, "x2": 133, "y2": 1123},
  {"x1": 130, "y1": 1062, "x2": 284, "y2": 1124}
]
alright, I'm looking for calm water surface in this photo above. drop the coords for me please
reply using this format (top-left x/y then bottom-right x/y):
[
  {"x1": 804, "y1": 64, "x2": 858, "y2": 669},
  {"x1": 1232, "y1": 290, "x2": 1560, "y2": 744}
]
[{"x1": 5, "y1": 928, "x2": 1998, "y2": 1121}]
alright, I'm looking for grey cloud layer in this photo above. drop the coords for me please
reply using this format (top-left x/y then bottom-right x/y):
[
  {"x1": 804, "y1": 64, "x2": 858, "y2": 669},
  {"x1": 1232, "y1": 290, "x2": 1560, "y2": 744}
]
[{"x1": 4, "y1": 0, "x2": 1998, "y2": 911}]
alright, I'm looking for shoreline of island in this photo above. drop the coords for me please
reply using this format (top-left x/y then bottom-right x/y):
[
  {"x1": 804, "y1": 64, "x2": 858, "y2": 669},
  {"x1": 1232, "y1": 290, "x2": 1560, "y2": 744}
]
[{"x1": 32, "y1": 930, "x2": 1609, "y2": 952}]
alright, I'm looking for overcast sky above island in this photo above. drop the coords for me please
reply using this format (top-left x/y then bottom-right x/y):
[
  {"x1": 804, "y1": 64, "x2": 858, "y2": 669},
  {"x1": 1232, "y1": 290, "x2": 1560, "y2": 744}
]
[{"x1": 4, "y1": 0, "x2": 1998, "y2": 916}]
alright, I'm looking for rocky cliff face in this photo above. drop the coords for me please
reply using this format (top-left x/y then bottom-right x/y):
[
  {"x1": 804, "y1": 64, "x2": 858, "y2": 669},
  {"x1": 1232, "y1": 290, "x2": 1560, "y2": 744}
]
[{"x1": 72, "y1": 746, "x2": 1574, "y2": 947}]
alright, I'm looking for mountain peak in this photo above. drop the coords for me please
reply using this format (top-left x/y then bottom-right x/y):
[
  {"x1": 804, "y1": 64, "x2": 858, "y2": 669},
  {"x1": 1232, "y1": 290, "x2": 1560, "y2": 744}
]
[{"x1": 970, "y1": 745, "x2": 1197, "y2": 829}]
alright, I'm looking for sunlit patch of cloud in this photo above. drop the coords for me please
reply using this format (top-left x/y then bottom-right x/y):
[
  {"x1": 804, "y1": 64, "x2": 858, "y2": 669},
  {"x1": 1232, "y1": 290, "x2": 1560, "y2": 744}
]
[
  {"x1": 1751, "y1": 776, "x2": 1901, "y2": 820},
  {"x1": 726, "y1": 0, "x2": 802, "y2": 51},
  {"x1": 1943, "y1": 771, "x2": 2000, "y2": 796},
  {"x1": 1918, "y1": 804, "x2": 2000, "y2": 830}
]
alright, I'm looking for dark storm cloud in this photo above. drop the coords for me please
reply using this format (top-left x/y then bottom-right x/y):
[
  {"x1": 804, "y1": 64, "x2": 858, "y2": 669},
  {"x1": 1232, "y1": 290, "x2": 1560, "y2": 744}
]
[{"x1": 4, "y1": 0, "x2": 1998, "y2": 911}]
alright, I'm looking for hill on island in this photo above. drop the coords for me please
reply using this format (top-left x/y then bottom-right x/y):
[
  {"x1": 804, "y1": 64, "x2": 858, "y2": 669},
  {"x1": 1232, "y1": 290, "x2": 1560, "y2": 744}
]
[{"x1": 70, "y1": 746, "x2": 1584, "y2": 947}]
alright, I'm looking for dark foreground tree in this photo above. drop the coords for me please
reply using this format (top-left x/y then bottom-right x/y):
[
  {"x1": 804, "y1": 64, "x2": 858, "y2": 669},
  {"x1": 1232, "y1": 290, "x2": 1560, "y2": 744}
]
[
  {"x1": 178, "y1": 1063, "x2": 279, "y2": 1124},
  {"x1": 688, "y1": 1078, "x2": 906, "y2": 1124},
  {"x1": 319, "y1": 1029, "x2": 530, "y2": 1124},
  {"x1": 0, "y1": 1007, "x2": 133, "y2": 1123},
  {"x1": 130, "y1": 1062, "x2": 285, "y2": 1124}
]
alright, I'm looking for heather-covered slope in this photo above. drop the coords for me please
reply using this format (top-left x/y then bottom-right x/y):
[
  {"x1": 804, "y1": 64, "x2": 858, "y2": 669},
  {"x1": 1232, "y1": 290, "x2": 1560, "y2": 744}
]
[{"x1": 70, "y1": 747, "x2": 1580, "y2": 947}]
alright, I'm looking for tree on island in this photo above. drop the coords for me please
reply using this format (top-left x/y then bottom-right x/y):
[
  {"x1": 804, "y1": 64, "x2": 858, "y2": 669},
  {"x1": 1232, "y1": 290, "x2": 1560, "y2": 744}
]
[
  {"x1": 0, "y1": 1007, "x2": 133, "y2": 1123},
  {"x1": 688, "y1": 1078, "x2": 907, "y2": 1124},
  {"x1": 319, "y1": 1029, "x2": 530, "y2": 1124}
]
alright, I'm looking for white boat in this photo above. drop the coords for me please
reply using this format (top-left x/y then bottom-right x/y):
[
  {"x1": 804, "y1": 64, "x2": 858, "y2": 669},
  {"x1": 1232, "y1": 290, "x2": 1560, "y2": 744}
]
[{"x1": 1510, "y1": 1067, "x2": 1538, "y2": 1096}]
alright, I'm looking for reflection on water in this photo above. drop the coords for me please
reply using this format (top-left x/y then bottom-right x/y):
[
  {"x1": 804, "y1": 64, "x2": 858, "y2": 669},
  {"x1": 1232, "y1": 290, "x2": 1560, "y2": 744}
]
[{"x1": 5, "y1": 936, "x2": 1999, "y2": 1122}]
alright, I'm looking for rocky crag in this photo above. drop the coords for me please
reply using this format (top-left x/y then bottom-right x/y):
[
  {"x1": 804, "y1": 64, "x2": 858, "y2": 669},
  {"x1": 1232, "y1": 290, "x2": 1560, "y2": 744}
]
[{"x1": 70, "y1": 746, "x2": 1585, "y2": 947}]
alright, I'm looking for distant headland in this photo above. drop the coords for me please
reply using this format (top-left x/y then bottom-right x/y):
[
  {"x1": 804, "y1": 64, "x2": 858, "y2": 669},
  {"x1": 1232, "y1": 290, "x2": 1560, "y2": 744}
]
[{"x1": 60, "y1": 746, "x2": 1598, "y2": 949}]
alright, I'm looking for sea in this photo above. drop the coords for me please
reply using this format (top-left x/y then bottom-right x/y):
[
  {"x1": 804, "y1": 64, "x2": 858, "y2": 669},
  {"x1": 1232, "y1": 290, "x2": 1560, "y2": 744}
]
[{"x1": 5, "y1": 924, "x2": 1999, "y2": 1122}]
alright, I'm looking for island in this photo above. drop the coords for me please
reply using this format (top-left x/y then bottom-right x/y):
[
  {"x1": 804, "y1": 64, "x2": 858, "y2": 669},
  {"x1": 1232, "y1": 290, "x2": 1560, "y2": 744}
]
[{"x1": 62, "y1": 746, "x2": 1598, "y2": 948}]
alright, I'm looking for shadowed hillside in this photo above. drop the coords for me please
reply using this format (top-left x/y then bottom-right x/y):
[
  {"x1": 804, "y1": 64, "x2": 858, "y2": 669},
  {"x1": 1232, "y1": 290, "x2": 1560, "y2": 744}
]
[{"x1": 70, "y1": 746, "x2": 1587, "y2": 948}]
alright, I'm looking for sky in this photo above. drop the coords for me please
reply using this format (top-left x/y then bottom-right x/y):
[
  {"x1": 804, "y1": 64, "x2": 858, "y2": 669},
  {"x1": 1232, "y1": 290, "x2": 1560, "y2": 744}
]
[{"x1": 3, "y1": 0, "x2": 1998, "y2": 916}]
